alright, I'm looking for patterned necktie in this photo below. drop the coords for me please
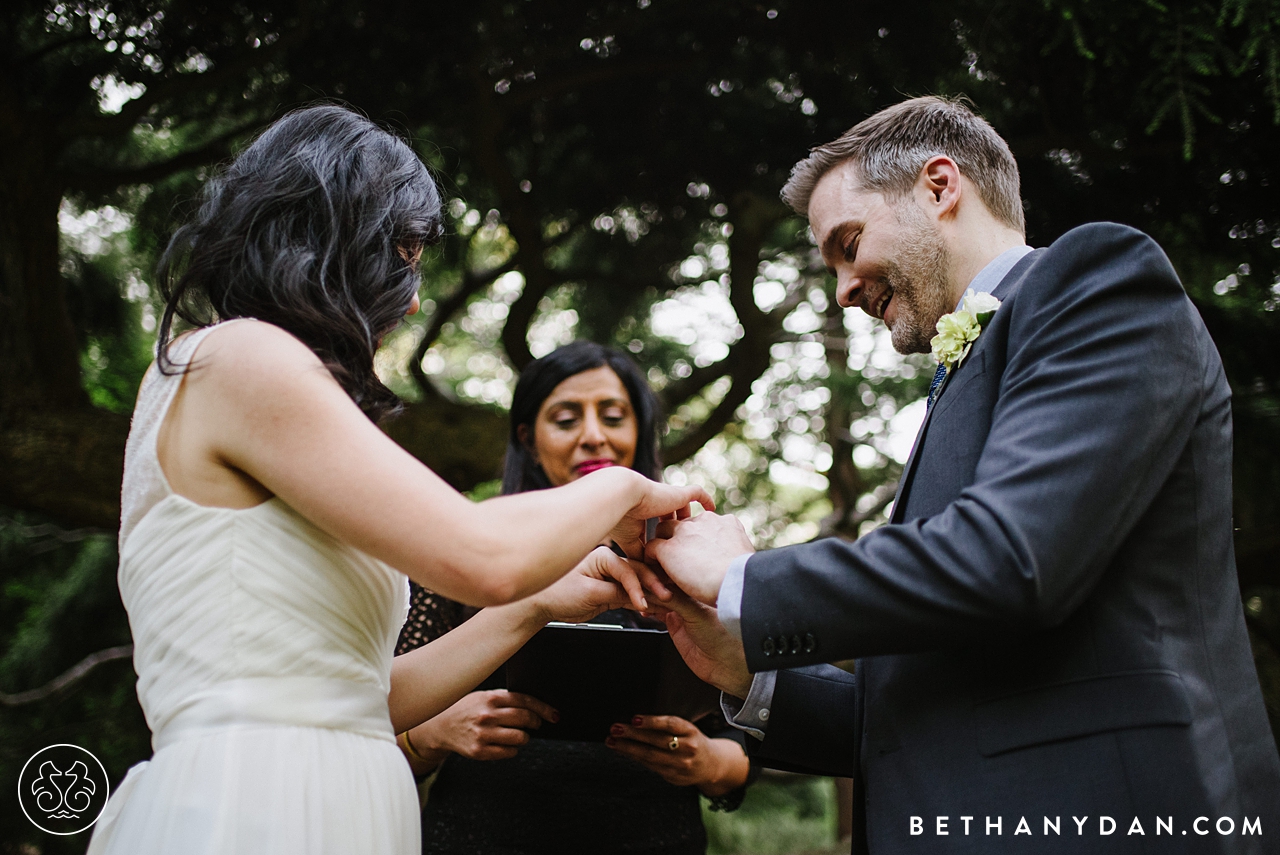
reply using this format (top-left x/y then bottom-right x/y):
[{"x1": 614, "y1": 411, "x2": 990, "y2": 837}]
[{"x1": 927, "y1": 363, "x2": 947, "y2": 409}]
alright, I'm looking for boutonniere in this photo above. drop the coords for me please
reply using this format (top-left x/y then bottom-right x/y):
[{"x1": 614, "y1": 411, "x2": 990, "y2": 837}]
[{"x1": 930, "y1": 290, "x2": 1002, "y2": 372}]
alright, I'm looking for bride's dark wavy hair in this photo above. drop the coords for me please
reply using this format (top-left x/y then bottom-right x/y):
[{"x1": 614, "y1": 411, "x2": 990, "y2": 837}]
[{"x1": 156, "y1": 104, "x2": 443, "y2": 422}]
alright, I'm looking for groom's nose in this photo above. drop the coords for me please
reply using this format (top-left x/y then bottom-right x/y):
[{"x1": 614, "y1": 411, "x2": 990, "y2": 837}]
[{"x1": 836, "y1": 273, "x2": 864, "y2": 309}]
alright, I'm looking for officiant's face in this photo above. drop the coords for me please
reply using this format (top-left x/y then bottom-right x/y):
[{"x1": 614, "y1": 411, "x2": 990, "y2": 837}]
[
  {"x1": 810, "y1": 161, "x2": 953, "y2": 355},
  {"x1": 527, "y1": 366, "x2": 639, "y2": 486}
]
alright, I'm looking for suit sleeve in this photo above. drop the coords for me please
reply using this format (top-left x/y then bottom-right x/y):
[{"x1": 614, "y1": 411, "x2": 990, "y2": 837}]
[
  {"x1": 747, "y1": 664, "x2": 860, "y2": 777},
  {"x1": 741, "y1": 224, "x2": 1207, "y2": 668}
]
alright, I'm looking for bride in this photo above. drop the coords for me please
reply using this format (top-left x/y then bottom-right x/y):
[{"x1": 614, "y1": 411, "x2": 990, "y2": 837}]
[{"x1": 86, "y1": 104, "x2": 710, "y2": 854}]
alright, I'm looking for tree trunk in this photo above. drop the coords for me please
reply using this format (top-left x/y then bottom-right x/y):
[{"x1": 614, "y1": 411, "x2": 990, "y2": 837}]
[
  {"x1": 0, "y1": 113, "x2": 120, "y2": 527},
  {"x1": 381, "y1": 397, "x2": 507, "y2": 493},
  {"x1": 0, "y1": 124, "x2": 507, "y2": 526},
  {"x1": 0, "y1": 118, "x2": 84, "y2": 416},
  {"x1": 0, "y1": 407, "x2": 129, "y2": 529}
]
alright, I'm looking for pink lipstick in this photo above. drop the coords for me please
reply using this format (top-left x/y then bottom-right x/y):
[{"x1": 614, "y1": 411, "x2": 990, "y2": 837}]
[{"x1": 575, "y1": 459, "x2": 616, "y2": 476}]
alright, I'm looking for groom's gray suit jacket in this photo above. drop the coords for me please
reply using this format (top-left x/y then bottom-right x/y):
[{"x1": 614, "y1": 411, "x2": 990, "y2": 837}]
[{"x1": 739, "y1": 223, "x2": 1280, "y2": 854}]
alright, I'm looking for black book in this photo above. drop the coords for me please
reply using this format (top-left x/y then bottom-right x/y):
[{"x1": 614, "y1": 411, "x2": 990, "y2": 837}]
[{"x1": 504, "y1": 621, "x2": 723, "y2": 742}]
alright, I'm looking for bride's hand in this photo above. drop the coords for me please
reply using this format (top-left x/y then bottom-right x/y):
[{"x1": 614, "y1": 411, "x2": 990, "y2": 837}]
[
  {"x1": 607, "y1": 474, "x2": 716, "y2": 560},
  {"x1": 530, "y1": 545, "x2": 655, "y2": 624}
]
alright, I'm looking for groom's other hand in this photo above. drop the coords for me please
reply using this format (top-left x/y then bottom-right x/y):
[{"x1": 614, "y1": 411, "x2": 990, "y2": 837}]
[
  {"x1": 645, "y1": 512, "x2": 754, "y2": 606},
  {"x1": 656, "y1": 592, "x2": 753, "y2": 698}
]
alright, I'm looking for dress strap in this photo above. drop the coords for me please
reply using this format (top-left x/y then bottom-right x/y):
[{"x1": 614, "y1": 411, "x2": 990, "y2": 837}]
[{"x1": 118, "y1": 320, "x2": 254, "y2": 547}]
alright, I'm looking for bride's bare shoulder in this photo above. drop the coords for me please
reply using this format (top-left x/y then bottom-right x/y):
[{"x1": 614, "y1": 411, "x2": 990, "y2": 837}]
[
  {"x1": 191, "y1": 319, "x2": 327, "y2": 381},
  {"x1": 171, "y1": 320, "x2": 344, "y2": 418}
]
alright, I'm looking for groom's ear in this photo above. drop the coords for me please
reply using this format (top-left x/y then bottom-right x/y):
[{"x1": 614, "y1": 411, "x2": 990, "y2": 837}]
[{"x1": 917, "y1": 155, "x2": 962, "y2": 221}]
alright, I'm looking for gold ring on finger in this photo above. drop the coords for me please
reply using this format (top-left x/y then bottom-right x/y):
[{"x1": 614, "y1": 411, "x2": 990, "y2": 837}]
[{"x1": 668, "y1": 736, "x2": 679, "y2": 751}]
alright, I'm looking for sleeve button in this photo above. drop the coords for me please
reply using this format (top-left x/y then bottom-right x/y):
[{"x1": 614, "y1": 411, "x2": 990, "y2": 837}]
[
  {"x1": 804, "y1": 633, "x2": 817, "y2": 654},
  {"x1": 762, "y1": 637, "x2": 775, "y2": 657}
]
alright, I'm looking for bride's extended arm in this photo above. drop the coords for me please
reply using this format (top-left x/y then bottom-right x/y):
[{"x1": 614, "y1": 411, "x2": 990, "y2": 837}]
[
  {"x1": 387, "y1": 597, "x2": 549, "y2": 733},
  {"x1": 182, "y1": 321, "x2": 711, "y2": 606},
  {"x1": 387, "y1": 546, "x2": 649, "y2": 731}
]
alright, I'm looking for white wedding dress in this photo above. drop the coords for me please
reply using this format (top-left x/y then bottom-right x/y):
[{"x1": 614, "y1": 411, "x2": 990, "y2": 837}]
[{"x1": 88, "y1": 322, "x2": 418, "y2": 854}]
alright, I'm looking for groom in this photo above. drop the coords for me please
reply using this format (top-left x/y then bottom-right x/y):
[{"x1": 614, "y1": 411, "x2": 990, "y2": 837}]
[{"x1": 647, "y1": 96, "x2": 1280, "y2": 854}]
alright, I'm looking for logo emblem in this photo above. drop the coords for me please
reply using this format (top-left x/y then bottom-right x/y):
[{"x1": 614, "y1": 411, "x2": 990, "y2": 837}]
[{"x1": 17, "y1": 744, "x2": 110, "y2": 835}]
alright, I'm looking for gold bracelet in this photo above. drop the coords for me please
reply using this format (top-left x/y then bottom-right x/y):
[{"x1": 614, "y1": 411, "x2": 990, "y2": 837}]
[{"x1": 398, "y1": 729, "x2": 430, "y2": 764}]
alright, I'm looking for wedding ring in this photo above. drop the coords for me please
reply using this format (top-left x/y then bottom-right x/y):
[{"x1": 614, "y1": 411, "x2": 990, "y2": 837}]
[{"x1": 668, "y1": 736, "x2": 679, "y2": 751}]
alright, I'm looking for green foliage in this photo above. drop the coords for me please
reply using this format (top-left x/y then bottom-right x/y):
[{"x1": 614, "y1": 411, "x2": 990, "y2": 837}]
[
  {"x1": 0, "y1": 510, "x2": 150, "y2": 852},
  {"x1": 1027, "y1": 0, "x2": 1280, "y2": 159},
  {"x1": 59, "y1": 226, "x2": 155, "y2": 413},
  {"x1": 1222, "y1": 0, "x2": 1280, "y2": 122},
  {"x1": 465, "y1": 479, "x2": 504, "y2": 502},
  {"x1": 702, "y1": 774, "x2": 838, "y2": 855}
]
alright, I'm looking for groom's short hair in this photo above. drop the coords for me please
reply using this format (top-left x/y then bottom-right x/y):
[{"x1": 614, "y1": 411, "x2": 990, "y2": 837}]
[{"x1": 781, "y1": 95, "x2": 1025, "y2": 235}]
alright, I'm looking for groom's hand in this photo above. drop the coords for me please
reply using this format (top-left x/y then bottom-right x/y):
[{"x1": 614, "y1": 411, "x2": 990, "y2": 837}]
[
  {"x1": 645, "y1": 512, "x2": 754, "y2": 606},
  {"x1": 654, "y1": 592, "x2": 753, "y2": 699}
]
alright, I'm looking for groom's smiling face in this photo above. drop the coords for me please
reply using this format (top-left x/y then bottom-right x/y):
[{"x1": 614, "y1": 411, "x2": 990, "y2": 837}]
[{"x1": 810, "y1": 161, "x2": 954, "y2": 355}]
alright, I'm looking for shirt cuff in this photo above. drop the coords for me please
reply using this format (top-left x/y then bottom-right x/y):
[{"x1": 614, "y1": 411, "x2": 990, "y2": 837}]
[
  {"x1": 720, "y1": 669, "x2": 777, "y2": 740},
  {"x1": 717, "y1": 553, "x2": 751, "y2": 644}
]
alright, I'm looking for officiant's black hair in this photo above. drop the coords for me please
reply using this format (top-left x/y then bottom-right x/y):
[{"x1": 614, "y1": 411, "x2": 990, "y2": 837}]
[
  {"x1": 502, "y1": 342, "x2": 662, "y2": 494},
  {"x1": 155, "y1": 103, "x2": 443, "y2": 422}
]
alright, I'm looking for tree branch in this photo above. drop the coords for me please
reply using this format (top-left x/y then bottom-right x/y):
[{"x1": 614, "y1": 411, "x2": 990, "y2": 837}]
[
  {"x1": 410, "y1": 258, "x2": 519, "y2": 394},
  {"x1": 467, "y1": 69, "x2": 557, "y2": 370},
  {"x1": 58, "y1": 14, "x2": 309, "y2": 142},
  {"x1": 0, "y1": 645, "x2": 133, "y2": 707},
  {"x1": 817, "y1": 480, "x2": 898, "y2": 541},
  {"x1": 660, "y1": 346, "x2": 738, "y2": 412},
  {"x1": 657, "y1": 286, "x2": 809, "y2": 412},
  {"x1": 662, "y1": 345, "x2": 770, "y2": 464},
  {"x1": 504, "y1": 57, "x2": 700, "y2": 109},
  {"x1": 65, "y1": 120, "x2": 261, "y2": 195},
  {"x1": 660, "y1": 192, "x2": 791, "y2": 458},
  {"x1": 382, "y1": 396, "x2": 507, "y2": 491},
  {"x1": 16, "y1": 31, "x2": 98, "y2": 67}
]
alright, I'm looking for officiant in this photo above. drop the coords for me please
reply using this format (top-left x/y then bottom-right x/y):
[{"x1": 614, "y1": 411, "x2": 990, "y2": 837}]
[{"x1": 393, "y1": 341, "x2": 760, "y2": 855}]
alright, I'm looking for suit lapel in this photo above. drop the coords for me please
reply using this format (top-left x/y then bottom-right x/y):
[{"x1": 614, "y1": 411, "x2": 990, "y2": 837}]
[
  {"x1": 890, "y1": 403, "x2": 933, "y2": 523},
  {"x1": 888, "y1": 249, "x2": 1043, "y2": 523},
  {"x1": 890, "y1": 391, "x2": 942, "y2": 524}
]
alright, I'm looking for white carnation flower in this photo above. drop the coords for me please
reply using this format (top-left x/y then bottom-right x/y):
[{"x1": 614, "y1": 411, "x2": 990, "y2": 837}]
[
  {"x1": 961, "y1": 289, "x2": 1001, "y2": 317},
  {"x1": 930, "y1": 292, "x2": 1003, "y2": 371}
]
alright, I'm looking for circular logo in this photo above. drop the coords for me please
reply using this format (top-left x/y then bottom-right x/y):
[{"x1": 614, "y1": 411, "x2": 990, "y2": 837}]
[{"x1": 17, "y1": 744, "x2": 110, "y2": 835}]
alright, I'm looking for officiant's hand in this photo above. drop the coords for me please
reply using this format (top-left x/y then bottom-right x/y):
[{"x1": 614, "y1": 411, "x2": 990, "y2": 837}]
[
  {"x1": 652, "y1": 592, "x2": 753, "y2": 699},
  {"x1": 606, "y1": 716, "x2": 750, "y2": 797},
  {"x1": 406, "y1": 689, "x2": 558, "y2": 767},
  {"x1": 645, "y1": 512, "x2": 754, "y2": 606},
  {"x1": 529, "y1": 545, "x2": 653, "y2": 623}
]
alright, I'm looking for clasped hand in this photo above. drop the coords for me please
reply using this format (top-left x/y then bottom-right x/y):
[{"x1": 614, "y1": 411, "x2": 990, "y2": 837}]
[
  {"x1": 640, "y1": 511, "x2": 757, "y2": 700},
  {"x1": 645, "y1": 511, "x2": 755, "y2": 605},
  {"x1": 527, "y1": 544, "x2": 655, "y2": 623},
  {"x1": 520, "y1": 510, "x2": 762, "y2": 721}
]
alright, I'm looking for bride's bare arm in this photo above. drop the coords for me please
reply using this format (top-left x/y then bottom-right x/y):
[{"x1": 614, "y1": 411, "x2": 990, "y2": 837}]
[
  {"x1": 163, "y1": 320, "x2": 711, "y2": 606},
  {"x1": 387, "y1": 598, "x2": 548, "y2": 732},
  {"x1": 387, "y1": 546, "x2": 649, "y2": 731}
]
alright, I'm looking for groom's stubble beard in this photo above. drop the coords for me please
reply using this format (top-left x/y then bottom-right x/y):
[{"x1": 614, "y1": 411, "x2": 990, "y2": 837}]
[{"x1": 882, "y1": 201, "x2": 954, "y2": 356}]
